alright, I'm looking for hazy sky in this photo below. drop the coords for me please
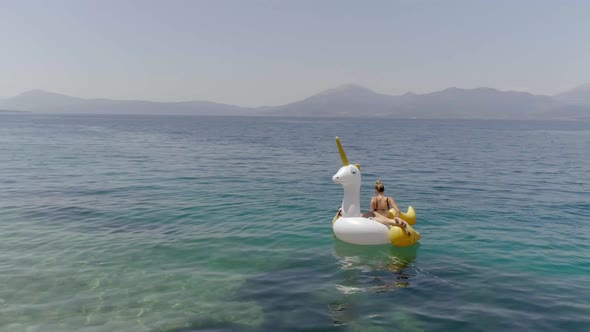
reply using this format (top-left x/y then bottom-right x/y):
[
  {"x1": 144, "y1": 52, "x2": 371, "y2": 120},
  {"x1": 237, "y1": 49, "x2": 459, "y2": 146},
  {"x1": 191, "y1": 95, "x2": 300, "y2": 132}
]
[{"x1": 1, "y1": 0, "x2": 589, "y2": 106}]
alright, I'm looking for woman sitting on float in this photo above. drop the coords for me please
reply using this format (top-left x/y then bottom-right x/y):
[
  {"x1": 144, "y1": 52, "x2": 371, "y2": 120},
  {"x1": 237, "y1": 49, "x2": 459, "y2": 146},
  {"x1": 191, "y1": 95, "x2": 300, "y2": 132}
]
[{"x1": 332, "y1": 137, "x2": 420, "y2": 246}]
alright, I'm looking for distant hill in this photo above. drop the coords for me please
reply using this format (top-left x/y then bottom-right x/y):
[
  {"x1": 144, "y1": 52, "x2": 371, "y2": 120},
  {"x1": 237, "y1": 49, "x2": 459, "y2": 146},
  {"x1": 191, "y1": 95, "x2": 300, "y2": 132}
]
[
  {"x1": 0, "y1": 89, "x2": 252, "y2": 116},
  {"x1": 0, "y1": 90, "x2": 84, "y2": 111},
  {"x1": 385, "y1": 87, "x2": 559, "y2": 119},
  {"x1": 554, "y1": 84, "x2": 590, "y2": 106},
  {"x1": 261, "y1": 84, "x2": 588, "y2": 120},
  {"x1": 2, "y1": 84, "x2": 590, "y2": 120},
  {"x1": 257, "y1": 84, "x2": 399, "y2": 117},
  {"x1": 0, "y1": 110, "x2": 29, "y2": 113}
]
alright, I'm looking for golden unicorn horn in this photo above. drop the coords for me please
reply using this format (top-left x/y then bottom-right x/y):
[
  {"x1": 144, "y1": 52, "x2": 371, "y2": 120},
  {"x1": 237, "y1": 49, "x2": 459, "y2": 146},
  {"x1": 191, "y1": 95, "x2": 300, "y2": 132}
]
[{"x1": 336, "y1": 137, "x2": 349, "y2": 166}]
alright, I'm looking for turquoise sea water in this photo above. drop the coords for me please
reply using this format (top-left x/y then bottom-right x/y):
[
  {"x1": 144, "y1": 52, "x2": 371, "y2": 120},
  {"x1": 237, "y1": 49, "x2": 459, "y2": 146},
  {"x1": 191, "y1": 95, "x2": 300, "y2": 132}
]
[{"x1": 0, "y1": 114, "x2": 589, "y2": 331}]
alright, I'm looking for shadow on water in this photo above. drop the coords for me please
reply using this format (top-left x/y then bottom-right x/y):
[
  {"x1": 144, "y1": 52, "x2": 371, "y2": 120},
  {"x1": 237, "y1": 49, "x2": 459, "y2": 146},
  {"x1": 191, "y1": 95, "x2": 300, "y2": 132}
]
[
  {"x1": 157, "y1": 268, "x2": 342, "y2": 332},
  {"x1": 327, "y1": 240, "x2": 422, "y2": 327},
  {"x1": 161, "y1": 242, "x2": 421, "y2": 332},
  {"x1": 332, "y1": 240, "x2": 420, "y2": 276}
]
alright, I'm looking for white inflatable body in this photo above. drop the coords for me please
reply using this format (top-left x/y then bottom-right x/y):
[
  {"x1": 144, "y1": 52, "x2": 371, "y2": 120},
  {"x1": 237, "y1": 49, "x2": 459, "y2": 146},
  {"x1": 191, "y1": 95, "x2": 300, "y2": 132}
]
[
  {"x1": 333, "y1": 216, "x2": 391, "y2": 245},
  {"x1": 331, "y1": 137, "x2": 420, "y2": 246}
]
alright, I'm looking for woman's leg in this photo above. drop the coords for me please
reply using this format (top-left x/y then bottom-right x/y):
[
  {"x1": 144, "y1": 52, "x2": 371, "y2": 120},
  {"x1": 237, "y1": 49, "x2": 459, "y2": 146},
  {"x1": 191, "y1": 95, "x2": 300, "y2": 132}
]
[
  {"x1": 372, "y1": 212, "x2": 411, "y2": 236},
  {"x1": 361, "y1": 211, "x2": 376, "y2": 218}
]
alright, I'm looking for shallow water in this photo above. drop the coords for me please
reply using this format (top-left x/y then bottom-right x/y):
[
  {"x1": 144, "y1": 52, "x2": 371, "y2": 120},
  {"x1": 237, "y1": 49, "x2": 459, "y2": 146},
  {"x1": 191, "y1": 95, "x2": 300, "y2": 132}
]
[{"x1": 0, "y1": 114, "x2": 589, "y2": 331}]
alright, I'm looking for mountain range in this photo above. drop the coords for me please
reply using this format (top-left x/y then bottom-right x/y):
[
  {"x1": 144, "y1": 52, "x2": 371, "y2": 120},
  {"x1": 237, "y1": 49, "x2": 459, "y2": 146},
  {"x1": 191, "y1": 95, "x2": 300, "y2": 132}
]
[{"x1": 2, "y1": 84, "x2": 590, "y2": 120}]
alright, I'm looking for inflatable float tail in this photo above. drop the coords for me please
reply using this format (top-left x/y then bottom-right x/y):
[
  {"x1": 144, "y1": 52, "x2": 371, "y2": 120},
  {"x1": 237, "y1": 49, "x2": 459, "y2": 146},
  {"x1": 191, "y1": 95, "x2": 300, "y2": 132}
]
[
  {"x1": 388, "y1": 206, "x2": 416, "y2": 225},
  {"x1": 389, "y1": 224, "x2": 421, "y2": 247}
]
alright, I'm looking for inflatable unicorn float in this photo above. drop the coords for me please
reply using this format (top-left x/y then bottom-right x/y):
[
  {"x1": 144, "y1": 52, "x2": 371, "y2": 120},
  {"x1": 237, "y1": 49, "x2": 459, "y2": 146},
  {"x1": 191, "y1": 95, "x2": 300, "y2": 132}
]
[{"x1": 332, "y1": 137, "x2": 421, "y2": 246}]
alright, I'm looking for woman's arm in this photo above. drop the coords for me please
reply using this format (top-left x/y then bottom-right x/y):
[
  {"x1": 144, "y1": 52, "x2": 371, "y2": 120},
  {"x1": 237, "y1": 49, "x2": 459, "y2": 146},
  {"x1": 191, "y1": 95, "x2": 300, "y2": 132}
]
[{"x1": 388, "y1": 197, "x2": 400, "y2": 216}]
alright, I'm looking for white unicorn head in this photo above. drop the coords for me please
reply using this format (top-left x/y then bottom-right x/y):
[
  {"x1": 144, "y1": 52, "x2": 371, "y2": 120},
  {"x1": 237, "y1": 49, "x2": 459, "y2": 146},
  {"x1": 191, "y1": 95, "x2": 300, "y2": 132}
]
[{"x1": 332, "y1": 137, "x2": 362, "y2": 218}]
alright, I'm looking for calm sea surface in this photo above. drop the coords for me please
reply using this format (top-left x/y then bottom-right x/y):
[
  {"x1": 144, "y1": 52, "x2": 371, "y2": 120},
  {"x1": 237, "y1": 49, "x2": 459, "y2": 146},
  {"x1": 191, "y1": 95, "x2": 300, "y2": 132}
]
[{"x1": 0, "y1": 114, "x2": 589, "y2": 331}]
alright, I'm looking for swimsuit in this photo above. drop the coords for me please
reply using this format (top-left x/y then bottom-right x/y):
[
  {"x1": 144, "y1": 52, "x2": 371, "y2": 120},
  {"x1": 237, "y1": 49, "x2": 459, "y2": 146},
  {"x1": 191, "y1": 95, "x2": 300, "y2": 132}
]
[{"x1": 373, "y1": 196, "x2": 390, "y2": 215}]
